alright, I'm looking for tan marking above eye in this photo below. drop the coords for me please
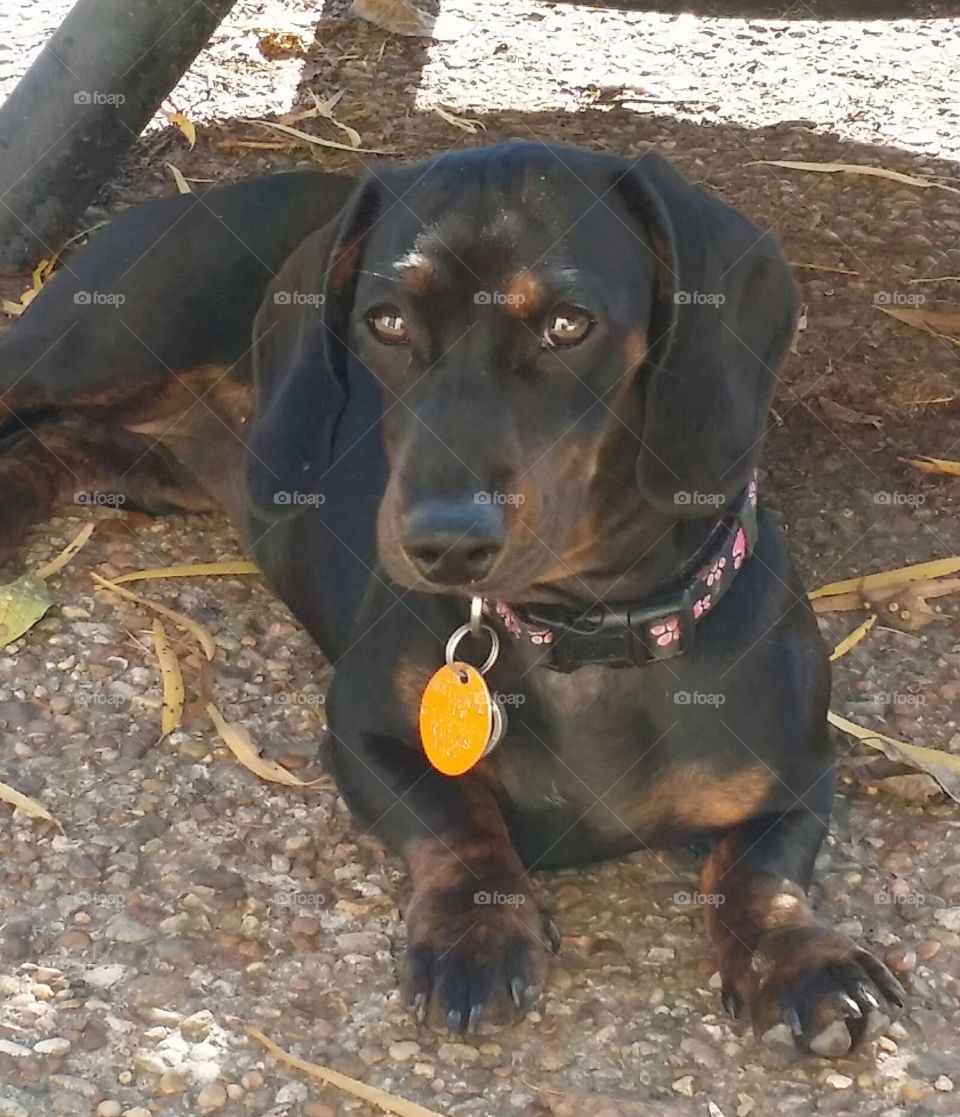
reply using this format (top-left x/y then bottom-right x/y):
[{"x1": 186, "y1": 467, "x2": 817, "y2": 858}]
[
  {"x1": 544, "y1": 306, "x2": 593, "y2": 347},
  {"x1": 368, "y1": 306, "x2": 409, "y2": 344}
]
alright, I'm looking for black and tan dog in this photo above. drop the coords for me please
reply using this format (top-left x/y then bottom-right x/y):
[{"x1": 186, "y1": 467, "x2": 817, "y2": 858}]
[{"x1": 0, "y1": 142, "x2": 903, "y2": 1054}]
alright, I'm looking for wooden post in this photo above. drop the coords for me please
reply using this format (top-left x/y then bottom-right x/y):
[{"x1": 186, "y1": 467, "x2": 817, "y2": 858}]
[{"x1": 0, "y1": 0, "x2": 238, "y2": 269}]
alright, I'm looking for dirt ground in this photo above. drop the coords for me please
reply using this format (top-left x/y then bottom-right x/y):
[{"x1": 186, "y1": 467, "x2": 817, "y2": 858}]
[{"x1": 2, "y1": 3, "x2": 960, "y2": 1117}]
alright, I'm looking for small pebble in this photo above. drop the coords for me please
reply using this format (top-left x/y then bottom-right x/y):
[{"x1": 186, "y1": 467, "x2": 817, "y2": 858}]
[
  {"x1": 935, "y1": 1076, "x2": 954, "y2": 1092},
  {"x1": 96, "y1": 1104, "x2": 121, "y2": 1117},
  {"x1": 672, "y1": 1076, "x2": 695, "y2": 1097},
  {"x1": 34, "y1": 1037, "x2": 71, "y2": 1056},
  {"x1": 826, "y1": 1073, "x2": 853, "y2": 1089},
  {"x1": 197, "y1": 1083, "x2": 228, "y2": 1111},
  {"x1": 389, "y1": 1041, "x2": 421, "y2": 1061}
]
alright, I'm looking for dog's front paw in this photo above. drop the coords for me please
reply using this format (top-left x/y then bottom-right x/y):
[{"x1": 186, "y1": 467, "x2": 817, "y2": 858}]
[
  {"x1": 723, "y1": 925, "x2": 906, "y2": 1056},
  {"x1": 403, "y1": 879, "x2": 554, "y2": 1033}
]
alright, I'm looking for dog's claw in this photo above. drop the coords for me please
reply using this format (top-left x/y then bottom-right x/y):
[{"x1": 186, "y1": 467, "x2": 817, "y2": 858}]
[
  {"x1": 542, "y1": 914, "x2": 561, "y2": 953},
  {"x1": 509, "y1": 976, "x2": 525, "y2": 1010},
  {"x1": 446, "y1": 1008, "x2": 464, "y2": 1034},
  {"x1": 721, "y1": 986, "x2": 742, "y2": 1019},
  {"x1": 784, "y1": 1006, "x2": 804, "y2": 1038},
  {"x1": 838, "y1": 993, "x2": 863, "y2": 1019},
  {"x1": 467, "y1": 1003, "x2": 484, "y2": 1034},
  {"x1": 413, "y1": 993, "x2": 428, "y2": 1025}
]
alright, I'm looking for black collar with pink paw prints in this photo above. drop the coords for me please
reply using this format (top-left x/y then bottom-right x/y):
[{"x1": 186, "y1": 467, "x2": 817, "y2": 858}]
[{"x1": 493, "y1": 474, "x2": 759, "y2": 673}]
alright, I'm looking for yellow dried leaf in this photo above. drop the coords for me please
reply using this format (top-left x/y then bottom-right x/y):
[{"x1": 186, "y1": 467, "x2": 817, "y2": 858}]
[
  {"x1": 829, "y1": 614, "x2": 876, "y2": 662},
  {"x1": 166, "y1": 163, "x2": 192, "y2": 194},
  {"x1": 240, "y1": 118, "x2": 390, "y2": 155},
  {"x1": 205, "y1": 704, "x2": 308, "y2": 787},
  {"x1": 434, "y1": 106, "x2": 485, "y2": 134},
  {"x1": 112, "y1": 560, "x2": 259, "y2": 584},
  {"x1": 35, "y1": 522, "x2": 96, "y2": 579},
  {"x1": 828, "y1": 711, "x2": 960, "y2": 803},
  {"x1": 0, "y1": 777, "x2": 55, "y2": 822},
  {"x1": 91, "y1": 573, "x2": 216, "y2": 660},
  {"x1": 810, "y1": 556, "x2": 960, "y2": 600},
  {"x1": 153, "y1": 619, "x2": 185, "y2": 736},
  {"x1": 163, "y1": 110, "x2": 196, "y2": 149},
  {"x1": 899, "y1": 455, "x2": 960, "y2": 478},
  {"x1": 750, "y1": 160, "x2": 960, "y2": 197},
  {"x1": 249, "y1": 1026, "x2": 446, "y2": 1117}
]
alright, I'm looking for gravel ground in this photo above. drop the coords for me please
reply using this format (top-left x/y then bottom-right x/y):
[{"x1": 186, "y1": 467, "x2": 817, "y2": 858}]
[{"x1": 2, "y1": 3, "x2": 960, "y2": 1117}]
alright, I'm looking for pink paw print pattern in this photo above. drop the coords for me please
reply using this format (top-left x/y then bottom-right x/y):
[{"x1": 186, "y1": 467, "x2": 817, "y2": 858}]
[
  {"x1": 701, "y1": 556, "x2": 727, "y2": 587},
  {"x1": 693, "y1": 594, "x2": 712, "y2": 620},
  {"x1": 495, "y1": 601, "x2": 524, "y2": 639},
  {"x1": 650, "y1": 615, "x2": 682, "y2": 647},
  {"x1": 732, "y1": 527, "x2": 747, "y2": 570}
]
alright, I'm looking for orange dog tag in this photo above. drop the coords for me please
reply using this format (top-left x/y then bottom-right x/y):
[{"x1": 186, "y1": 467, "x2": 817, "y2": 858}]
[{"x1": 419, "y1": 663, "x2": 496, "y2": 776}]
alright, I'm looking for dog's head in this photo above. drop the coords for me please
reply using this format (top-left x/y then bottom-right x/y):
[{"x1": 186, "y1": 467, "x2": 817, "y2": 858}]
[{"x1": 248, "y1": 142, "x2": 799, "y2": 599}]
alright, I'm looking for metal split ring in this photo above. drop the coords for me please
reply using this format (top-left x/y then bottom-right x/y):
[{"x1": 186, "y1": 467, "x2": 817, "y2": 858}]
[{"x1": 445, "y1": 621, "x2": 500, "y2": 677}]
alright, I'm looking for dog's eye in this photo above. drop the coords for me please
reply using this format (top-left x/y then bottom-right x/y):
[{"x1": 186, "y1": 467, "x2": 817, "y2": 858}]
[
  {"x1": 368, "y1": 306, "x2": 409, "y2": 345},
  {"x1": 543, "y1": 306, "x2": 592, "y2": 348}
]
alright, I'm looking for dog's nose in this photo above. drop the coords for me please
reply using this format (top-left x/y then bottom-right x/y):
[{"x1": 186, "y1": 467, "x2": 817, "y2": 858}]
[{"x1": 402, "y1": 498, "x2": 505, "y2": 585}]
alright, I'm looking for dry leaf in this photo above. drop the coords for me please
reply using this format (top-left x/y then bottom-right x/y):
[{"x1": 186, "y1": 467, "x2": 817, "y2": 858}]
[
  {"x1": 879, "y1": 304, "x2": 960, "y2": 339},
  {"x1": 829, "y1": 711, "x2": 960, "y2": 804},
  {"x1": 34, "y1": 522, "x2": 96, "y2": 579},
  {"x1": 790, "y1": 261, "x2": 859, "y2": 276},
  {"x1": 257, "y1": 31, "x2": 306, "y2": 59},
  {"x1": 818, "y1": 397, "x2": 882, "y2": 428},
  {"x1": 750, "y1": 160, "x2": 960, "y2": 197},
  {"x1": 308, "y1": 91, "x2": 362, "y2": 149},
  {"x1": 434, "y1": 106, "x2": 485, "y2": 134},
  {"x1": 166, "y1": 163, "x2": 192, "y2": 194},
  {"x1": 874, "y1": 773, "x2": 941, "y2": 803},
  {"x1": 900, "y1": 455, "x2": 960, "y2": 477},
  {"x1": 152, "y1": 619, "x2": 185, "y2": 736},
  {"x1": 829, "y1": 614, "x2": 876, "y2": 662},
  {"x1": 241, "y1": 118, "x2": 390, "y2": 155},
  {"x1": 163, "y1": 110, "x2": 196, "y2": 149},
  {"x1": 0, "y1": 777, "x2": 55, "y2": 822},
  {"x1": 351, "y1": 0, "x2": 434, "y2": 36},
  {"x1": 249, "y1": 1026, "x2": 446, "y2": 1116},
  {"x1": 91, "y1": 573, "x2": 216, "y2": 660},
  {"x1": 810, "y1": 556, "x2": 960, "y2": 600},
  {"x1": 206, "y1": 704, "x2": 309, "y2": 787},
  {"x1": 112, "y1": 560, "x2": 259, "y2": 585}
]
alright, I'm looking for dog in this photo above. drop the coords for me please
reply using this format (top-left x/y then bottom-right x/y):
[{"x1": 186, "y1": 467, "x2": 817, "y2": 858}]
[{"x1": 0, "y1": 142, "x2": 904, "y2": 1054}]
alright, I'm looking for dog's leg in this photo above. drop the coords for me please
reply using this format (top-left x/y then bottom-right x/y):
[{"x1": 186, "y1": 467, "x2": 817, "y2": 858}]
[
  {"x1": 0, "y1": 415, "x2": 214, "y2": 563},
  {"x1": 701, "y1": 803, "x2": 905, "y2": 1056},
  {"x1": 328, "y1": 734, "x2": 553, "y2": 1032}
]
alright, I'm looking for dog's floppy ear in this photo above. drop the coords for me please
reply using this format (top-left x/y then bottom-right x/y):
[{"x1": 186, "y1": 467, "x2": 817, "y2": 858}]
[
  {"x1": 616, "y1": 153, "x2": 800, "y2": 517},
  {"x1": 245, "y1": 177, "x2": 382, "y2": 514}
]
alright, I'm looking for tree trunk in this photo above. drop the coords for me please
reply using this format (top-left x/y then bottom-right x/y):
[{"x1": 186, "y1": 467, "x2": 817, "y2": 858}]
[{"x1": 0, "y1": 0, "x2": 238, "y2": 269}]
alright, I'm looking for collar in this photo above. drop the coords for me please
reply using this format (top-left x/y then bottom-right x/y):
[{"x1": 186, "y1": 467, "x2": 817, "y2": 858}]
[{"x1": 493, "y1": 474, "x2": 759, "y2": 672}]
